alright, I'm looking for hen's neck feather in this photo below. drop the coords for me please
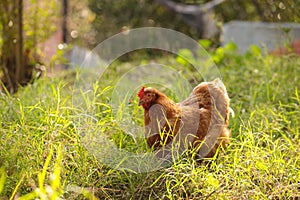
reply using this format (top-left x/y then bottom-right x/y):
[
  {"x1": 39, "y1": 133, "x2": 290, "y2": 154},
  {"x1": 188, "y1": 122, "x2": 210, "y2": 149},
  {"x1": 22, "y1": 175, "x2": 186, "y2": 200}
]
[
  {"x1": 143, "y1": 92, "x2": 180, "y2": 123},
  {"x1": 155, "y1": 93, "x2": 178, "y2": 110}
]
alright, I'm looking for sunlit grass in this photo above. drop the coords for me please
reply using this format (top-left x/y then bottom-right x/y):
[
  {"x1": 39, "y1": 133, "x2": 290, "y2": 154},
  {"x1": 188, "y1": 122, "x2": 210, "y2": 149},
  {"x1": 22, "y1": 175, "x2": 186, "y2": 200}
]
[{"x1": 0, "y1": 48, "x2": 299, "y2": 199}]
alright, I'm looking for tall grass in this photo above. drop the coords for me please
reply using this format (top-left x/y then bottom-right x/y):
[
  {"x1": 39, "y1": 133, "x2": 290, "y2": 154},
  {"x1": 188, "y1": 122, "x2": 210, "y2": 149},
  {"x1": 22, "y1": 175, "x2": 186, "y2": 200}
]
[{"x1": 0, "y1": 47, "x2": 299, "y2": 199}]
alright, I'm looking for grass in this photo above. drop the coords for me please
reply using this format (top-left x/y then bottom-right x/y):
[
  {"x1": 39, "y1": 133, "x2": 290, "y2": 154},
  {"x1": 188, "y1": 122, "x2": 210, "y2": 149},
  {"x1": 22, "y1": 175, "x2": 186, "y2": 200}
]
[{"x1": 0, "y1": 45, "x2": 299, "y2": 199}]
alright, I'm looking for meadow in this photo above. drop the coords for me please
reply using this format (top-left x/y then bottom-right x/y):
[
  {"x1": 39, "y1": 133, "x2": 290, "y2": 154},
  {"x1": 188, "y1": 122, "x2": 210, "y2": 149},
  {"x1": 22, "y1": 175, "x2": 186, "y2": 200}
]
[{"x1": 0, "y1": 43, "x2": 299, "y2": 199}]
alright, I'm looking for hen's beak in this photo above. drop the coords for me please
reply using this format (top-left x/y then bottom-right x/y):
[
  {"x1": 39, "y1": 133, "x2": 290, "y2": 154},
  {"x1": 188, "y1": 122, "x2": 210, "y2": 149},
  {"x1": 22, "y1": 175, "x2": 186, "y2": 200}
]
[{"x1": 138, "y1": 99, "x2": 144, "y2": 106}]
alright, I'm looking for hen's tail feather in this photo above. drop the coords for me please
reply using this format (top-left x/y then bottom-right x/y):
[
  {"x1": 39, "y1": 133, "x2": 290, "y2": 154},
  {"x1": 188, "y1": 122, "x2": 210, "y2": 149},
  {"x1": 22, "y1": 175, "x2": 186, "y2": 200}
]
[
  {"x1": 191, "y1": 78, "x2": 232, "y2": 158},
  {"x1": 229, "y1": 107, "x2": 235, "y2": 118}
]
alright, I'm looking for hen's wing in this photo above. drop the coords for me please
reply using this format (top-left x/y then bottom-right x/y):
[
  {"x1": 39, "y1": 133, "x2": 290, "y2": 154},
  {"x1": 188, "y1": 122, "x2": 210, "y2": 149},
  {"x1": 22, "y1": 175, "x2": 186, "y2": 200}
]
[
  {"x1": 145, "y1": 103, "x2": 180, "y2": 149},
  {"x1": 179, "y1": 78, "x2": 232, "y2": 157},
  {"x1": 181, "y1": 78, "x2": 230, "y2": 124}
]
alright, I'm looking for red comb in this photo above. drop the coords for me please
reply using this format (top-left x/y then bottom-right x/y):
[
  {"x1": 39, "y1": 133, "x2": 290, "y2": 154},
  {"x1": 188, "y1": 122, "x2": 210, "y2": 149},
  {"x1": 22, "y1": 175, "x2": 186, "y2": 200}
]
[{"x1": 137, "y1": 86, "x2": 145, "y2": 98}]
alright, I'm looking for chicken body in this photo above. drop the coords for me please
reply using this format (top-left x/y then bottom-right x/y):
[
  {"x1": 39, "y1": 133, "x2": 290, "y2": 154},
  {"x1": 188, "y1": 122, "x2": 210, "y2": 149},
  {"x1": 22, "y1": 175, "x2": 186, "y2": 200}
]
[{"x1": 138, "y1": 78, "x2": 232, "y2": 158}]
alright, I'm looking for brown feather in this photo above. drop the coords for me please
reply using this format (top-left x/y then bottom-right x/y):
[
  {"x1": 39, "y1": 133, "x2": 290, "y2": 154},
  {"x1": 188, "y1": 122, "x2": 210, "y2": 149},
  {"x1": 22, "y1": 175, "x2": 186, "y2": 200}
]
[{"x1": 139, "y1": 78, "x2": 232, "y2": 158}]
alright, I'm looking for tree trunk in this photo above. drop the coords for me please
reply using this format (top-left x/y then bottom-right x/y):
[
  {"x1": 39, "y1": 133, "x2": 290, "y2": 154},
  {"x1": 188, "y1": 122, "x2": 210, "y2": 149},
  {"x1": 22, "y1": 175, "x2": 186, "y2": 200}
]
[
  {"x1": 62, "y1": 0, "x2": 68, "y2": 43},
  {"x1": 0, "y1": 0, "x2": 16, "y2": 93},
  {"x1": 16, "y1": 0, "x2": 24, "y2": 84},
  {"x1": 0, "y1": 0, "x2": 31, "y2": 93}
]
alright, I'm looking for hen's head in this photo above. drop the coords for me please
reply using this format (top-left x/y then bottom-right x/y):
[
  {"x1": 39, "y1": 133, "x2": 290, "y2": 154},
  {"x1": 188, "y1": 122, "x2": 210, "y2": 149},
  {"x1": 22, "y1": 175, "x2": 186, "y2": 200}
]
[{"x1": 137, "y1": 86, "x2": 158, "y2": 110}]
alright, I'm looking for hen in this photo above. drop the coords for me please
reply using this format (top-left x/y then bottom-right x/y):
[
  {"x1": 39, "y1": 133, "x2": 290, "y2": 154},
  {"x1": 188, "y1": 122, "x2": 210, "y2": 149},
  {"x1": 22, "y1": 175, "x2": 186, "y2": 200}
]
[{"x1": 137, "y1": 78, "x2": 233, "y2": 159}]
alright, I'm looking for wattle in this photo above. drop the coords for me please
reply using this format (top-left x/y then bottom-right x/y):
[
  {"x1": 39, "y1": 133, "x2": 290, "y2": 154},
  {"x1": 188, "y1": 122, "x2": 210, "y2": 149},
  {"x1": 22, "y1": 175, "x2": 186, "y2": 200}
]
[{"x1": 142, "y1": 103, "x2": 150, "y2": 110}]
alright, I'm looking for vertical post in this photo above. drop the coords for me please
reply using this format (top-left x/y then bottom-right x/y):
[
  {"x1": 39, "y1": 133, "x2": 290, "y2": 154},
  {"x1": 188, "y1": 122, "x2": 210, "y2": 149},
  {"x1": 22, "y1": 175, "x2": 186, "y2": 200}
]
[
  {"x1": 15, "y1": 0, "x2": 24, "y2": 86},
  {"x1": 62, "y1": 0, "x2": 68, "y2": 43}
]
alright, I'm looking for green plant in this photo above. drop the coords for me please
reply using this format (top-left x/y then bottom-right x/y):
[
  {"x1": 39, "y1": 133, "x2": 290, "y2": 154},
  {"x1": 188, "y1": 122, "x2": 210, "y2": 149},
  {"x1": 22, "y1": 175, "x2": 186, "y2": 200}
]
[{"x1": 0, "y1": 46, "x2": 299, "y2": 199}]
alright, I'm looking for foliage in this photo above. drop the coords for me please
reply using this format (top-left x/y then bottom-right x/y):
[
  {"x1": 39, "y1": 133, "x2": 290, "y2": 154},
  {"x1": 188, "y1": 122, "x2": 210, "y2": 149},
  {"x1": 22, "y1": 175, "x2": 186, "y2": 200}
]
[
  {"x1": 215, "y1": 0, "x2": 300, "y2": 22},
  {"x1": 67, "y1": 0, "x2": 96, "y2": 47},
  {"x1": 87, "y1": 0, "x2": 300, "y2": 47},
  {"x1": 0, "y1": 44, "x2": 300, "y2": 199},
  {"x1": 0, "y1": 0, "x2": 27, "y2": 93},
  {"x1": 87, "y1": 0, "x2": 198, "y2": 46},
  {"x1": 172, "y1": 0, "x2": 300, "y2": 22},
  {"x1": 23, "y1": 0, "x2": 61, "y2": 51},
  {"x1": 0, "y1": 0, "x2": 61, "y2": 93},
  {"x1": 0, "y1": 0, "x2": 61, "y2": 58}
]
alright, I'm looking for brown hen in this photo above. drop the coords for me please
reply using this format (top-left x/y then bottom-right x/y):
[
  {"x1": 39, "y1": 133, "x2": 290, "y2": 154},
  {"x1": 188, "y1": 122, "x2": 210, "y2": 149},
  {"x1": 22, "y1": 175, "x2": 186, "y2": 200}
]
[{"x1": 137, "y1": 78, "x2": 233, "y2": 159}]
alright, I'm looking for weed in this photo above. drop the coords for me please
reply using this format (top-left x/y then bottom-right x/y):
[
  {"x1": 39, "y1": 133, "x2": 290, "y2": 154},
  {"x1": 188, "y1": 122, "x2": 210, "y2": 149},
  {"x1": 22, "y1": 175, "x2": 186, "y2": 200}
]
[{"x1": 0, "y1": 47, "x2": 299, "y2": 199}]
